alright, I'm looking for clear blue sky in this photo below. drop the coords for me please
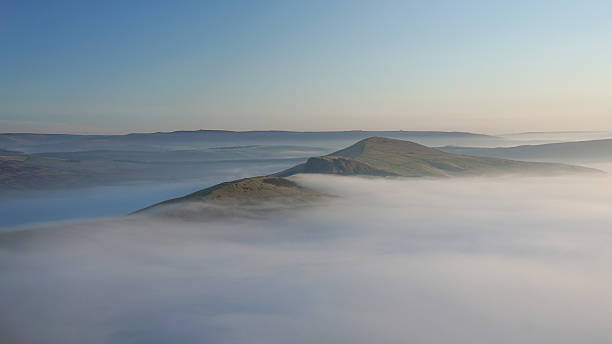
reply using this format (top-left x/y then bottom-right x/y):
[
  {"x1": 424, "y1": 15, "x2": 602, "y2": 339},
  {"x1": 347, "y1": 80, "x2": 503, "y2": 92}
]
[{"x1": 2, "y1": 0, "x2": 611, "y2": 133}]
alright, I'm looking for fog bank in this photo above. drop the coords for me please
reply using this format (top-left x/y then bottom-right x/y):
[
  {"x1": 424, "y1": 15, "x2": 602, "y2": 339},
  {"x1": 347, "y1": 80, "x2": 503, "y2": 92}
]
[
  {"x1": 2, "y1": 174, "x2": 612, "y2": 343},
  {"x1": 0, "y1": 159, "x2": 298, "y2": 229}
]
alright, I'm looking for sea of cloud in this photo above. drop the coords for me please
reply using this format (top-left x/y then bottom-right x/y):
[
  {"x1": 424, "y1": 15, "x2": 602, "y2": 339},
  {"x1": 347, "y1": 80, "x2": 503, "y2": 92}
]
[{"x1": 2, "y1": 173, "x2": 612, "y2": 343}]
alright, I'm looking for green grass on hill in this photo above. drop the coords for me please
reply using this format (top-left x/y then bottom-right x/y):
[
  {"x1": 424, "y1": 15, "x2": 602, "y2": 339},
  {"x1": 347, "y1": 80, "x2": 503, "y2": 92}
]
[{"x1": 277, "y1": 137, "x2": 601, "y2": 177}]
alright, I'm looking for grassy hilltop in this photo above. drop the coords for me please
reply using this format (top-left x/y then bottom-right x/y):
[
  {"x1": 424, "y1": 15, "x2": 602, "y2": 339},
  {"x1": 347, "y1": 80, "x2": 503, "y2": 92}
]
[
  {"x1": 276, "y1": 137, "x2": 600, "y2": 177},
  {"x1": 137, "y1": 137, "x2": 601, "y2": 219},
  {"x1": 135, "y1": 176, "x2": 327, "y2": 218}
]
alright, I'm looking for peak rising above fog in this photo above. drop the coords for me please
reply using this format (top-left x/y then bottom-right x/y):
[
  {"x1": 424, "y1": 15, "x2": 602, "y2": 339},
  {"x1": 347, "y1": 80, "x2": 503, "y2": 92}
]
[{"x1": 135, "y1": 137, "x2": 601, "y2": 221}]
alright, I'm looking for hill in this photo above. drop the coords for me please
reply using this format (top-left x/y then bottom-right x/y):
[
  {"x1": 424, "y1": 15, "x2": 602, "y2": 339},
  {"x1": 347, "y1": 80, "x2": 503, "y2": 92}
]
[
  {"x1": 0, "y1": 148, "x2": 24, "y2": 155},
  {"x1": 0, "y1": 130, "x2": 505, "y2": 153},
  {"x1": 0, "y1": 146, "x2": 325, "y2": 192},
  {"x1": 275, "y1": 137, "x2": 600, "y2": 177},
  {"x1": 439, "y1": 139, "x2": 612, "y2": 163},
  {"x1": 134, "y1": 176, "x2": 328, "y2": 219},
  {"x1": 498, "y1": 131, "x2": 612, "y2": 144},
  {"x1": 0, "y1": 156, "x2": 78, "y2": 190},
  {"x1": 134, "y1": 137, "x2": 600, "y2": 219}
]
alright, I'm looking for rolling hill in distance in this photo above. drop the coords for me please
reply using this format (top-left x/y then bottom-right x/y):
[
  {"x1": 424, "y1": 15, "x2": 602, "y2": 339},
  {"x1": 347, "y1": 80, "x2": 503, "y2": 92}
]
[
  {"x1": 1, "y1": 132, "x2": 606, "y2": 194},
  {"x1": 0, "y1": 145, "x2": 327, "y2": 192},
  {"x1": 275, "y1": 137, "x2": 599, "y2": 178},
  {"x1": 0, "y1": 130, "x2": 522, "y2": 193},
  {"x1": 439, "y1": 139, "x2": 612, "y2": 163},
  {"x1": 497, "y1": 131, "x2": 612, "y2": 144},
  {"x1": 0, "y1": 130, "x2": 508, "y2": 153},
  {"x1": 139, "y1": 137, "x2": 600, "y2": 218}
]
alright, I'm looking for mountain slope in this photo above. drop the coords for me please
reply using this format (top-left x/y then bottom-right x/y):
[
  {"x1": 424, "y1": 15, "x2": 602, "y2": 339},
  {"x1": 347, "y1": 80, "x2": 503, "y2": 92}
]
[
  {"x1": 135, "y1": 176, "x2": 328, "y2": 218},
  {"x1": 275, "y1": 137, "x2": 600, "y2": 177},
  {"x1": 439, "y1": 139, "x2": 612, "y2": 163}
]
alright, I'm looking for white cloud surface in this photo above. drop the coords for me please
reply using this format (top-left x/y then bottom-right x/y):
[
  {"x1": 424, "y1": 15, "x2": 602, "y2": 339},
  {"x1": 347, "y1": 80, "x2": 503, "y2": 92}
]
[{"x1": 2, "y1": 174, "x2": 612, "y2": 343}]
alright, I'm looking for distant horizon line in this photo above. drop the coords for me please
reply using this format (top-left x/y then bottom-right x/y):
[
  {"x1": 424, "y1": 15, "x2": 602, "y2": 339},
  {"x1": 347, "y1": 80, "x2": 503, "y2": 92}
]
[
  {"x1": 0, "y1": 129, "x2": 488, "y2": 136},
  {"x1": 2, "y1": 128, "x2": 612, "y2": 137}
]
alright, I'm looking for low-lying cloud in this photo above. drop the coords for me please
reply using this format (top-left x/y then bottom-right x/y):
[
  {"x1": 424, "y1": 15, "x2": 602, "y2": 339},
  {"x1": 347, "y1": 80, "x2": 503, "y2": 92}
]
[{"x1": 2, "y1": 174, "x2": 612, "y2": 343}]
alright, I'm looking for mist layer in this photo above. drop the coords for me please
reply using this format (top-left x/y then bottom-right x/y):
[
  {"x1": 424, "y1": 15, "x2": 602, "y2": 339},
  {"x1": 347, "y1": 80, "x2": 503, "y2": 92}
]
[{"x1": 1, "y1": 174, "x2": 611, "y2": 343}]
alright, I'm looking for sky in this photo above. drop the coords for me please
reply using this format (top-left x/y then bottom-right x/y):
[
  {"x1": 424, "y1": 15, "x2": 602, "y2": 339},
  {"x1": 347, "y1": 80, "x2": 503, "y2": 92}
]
[{"x1": 1, "y1": 0, "x2": 612, "y2": 134}]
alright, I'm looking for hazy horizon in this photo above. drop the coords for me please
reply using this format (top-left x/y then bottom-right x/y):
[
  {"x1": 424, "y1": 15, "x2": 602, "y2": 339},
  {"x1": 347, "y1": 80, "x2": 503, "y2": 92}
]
[{"x1": 4, "y1": 126, "x2": 612, "y2": 137}]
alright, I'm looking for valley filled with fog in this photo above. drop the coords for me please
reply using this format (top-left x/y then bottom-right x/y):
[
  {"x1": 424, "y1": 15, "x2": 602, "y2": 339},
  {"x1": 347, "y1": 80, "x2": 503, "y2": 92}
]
[
  {"x1": 5, "y1": 130, "x2": 612, "y2": 229},
  {"x1": 2, "y1": 173, "x2": 612, "y2": 343},
  {"x1": 0, "y1": 158, "x2": 305, "y2": 229}
]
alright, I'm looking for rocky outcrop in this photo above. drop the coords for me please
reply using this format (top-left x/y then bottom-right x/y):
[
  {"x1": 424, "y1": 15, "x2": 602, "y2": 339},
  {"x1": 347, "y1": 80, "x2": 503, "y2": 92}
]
[{"x1": 301, "y1": 156, "x2": 395, "y2": 176}]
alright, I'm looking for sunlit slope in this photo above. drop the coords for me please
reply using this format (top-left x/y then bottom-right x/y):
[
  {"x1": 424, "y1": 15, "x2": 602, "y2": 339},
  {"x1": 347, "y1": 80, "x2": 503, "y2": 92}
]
[
  {"x1": 276, "y1": 137, "x2": 600, "y2": 177},
  {"x1": 135, "y1": 176, "x2": 327, "y2": 217}
]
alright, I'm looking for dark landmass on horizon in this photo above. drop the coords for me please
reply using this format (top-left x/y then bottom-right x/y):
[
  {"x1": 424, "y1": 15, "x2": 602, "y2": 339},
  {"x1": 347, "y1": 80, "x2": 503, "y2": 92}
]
[{"x1": 0, "y1": 130, "x2": 505, "y2": 153}]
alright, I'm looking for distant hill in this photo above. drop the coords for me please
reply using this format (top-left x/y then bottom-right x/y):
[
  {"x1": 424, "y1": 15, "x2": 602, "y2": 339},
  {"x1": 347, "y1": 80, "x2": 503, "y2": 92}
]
[
  {"x1": 0, "y1": 156, "x2": 78, "y2": 190},
  {"x1": 498, "y1": 131, "x2": 612, "y2": 144},
  {"x1": 0, "y1": 130, "x2": 506, "y2": 153},
  {"x1": 0, "y1": 145, "x2": 317, "y2": 192},
  {"x1": 31, "y1": 145, "x2": 327, "y2": 163},
  {"x1": 135, "y1": 137, "x2": 601, "y2": 219},
  {"x1": 275, "y1": 137, "x2": 600, "y2": 177},
  {"x1": 134, "y1": 176, "x2": 328, "y2": 219},
  {"x1": 439, "y1": 139, "x2": 612, "y2": 163},
  {"x1": 0, "y1": 148, "x2": 23, "y2": 155}
]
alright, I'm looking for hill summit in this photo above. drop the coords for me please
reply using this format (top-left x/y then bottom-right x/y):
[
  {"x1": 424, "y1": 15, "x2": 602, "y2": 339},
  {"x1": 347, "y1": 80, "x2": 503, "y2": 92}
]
[
  {"x1": 275, "y1": 137, "x2": 599, "y2": 177},
  {"x1": 134, "y1": 176, "x2": 327, "y2": 218},
  {"x1": 135, "y1": 137, "x2": 600, "y2": 220}
]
